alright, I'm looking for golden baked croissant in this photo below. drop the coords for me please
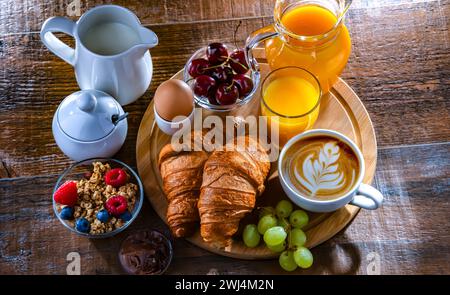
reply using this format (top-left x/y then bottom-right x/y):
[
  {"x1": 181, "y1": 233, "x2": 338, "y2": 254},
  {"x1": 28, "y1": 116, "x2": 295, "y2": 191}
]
[
  {"x1": 158, "y1": 132, "x2": 209, "y2": 238},
  {"x1": 198, "y1": 136, "x2": 270, "y2": 248}
]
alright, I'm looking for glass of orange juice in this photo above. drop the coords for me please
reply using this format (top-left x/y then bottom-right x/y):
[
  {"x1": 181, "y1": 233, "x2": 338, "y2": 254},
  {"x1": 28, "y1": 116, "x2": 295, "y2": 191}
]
[
  {"x1": 245, "y1": 0, "x2": 352, "y2": 93},
  {"x1": 261, "y1": 67, "x2": 321, "y2": 146}
]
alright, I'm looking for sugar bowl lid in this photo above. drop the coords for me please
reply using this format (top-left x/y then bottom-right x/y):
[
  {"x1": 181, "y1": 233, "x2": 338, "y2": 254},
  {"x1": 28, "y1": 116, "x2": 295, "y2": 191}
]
[{"x1": 56, "y1": 90, "x2": 125, "y2": 142}]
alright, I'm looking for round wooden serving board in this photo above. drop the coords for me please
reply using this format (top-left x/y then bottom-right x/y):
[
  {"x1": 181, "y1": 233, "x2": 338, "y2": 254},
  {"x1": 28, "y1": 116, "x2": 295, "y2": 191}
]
[{"x1": 136, "y1": 49, "x2": 377, "y2": 259}]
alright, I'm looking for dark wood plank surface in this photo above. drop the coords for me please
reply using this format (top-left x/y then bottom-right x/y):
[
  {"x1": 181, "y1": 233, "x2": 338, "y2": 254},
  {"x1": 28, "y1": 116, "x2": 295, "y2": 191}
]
[
  {"x1": 0, "y1": 0, "x2": 449, "y2": 274},
  {"x1": 1, "y1": 143, "x2": 448, "y2": 274}
]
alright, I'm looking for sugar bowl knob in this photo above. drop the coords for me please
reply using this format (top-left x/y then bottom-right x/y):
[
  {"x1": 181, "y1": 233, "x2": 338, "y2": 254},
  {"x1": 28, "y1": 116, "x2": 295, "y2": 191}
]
[{"x1": 76, "y1": 91, "x2": 97, "y2": 112}]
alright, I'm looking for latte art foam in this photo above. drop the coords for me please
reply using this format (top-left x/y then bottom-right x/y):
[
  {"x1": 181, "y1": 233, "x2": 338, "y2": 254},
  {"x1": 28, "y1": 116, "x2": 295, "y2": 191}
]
[{"x1": 283, "y1": 137, "x2": 359, "y2": 200}]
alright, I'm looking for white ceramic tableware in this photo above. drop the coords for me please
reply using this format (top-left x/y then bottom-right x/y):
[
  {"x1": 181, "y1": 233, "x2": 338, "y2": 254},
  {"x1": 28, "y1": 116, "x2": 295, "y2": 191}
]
[
  {"x1": 52, "y1": 90, "x2": 128, "y2": 161},
  {"x1": 154, "y1": 106, "x2": 194, "y2": 136},
  {"x1": 278, "y1": 129, "x2": 383, "y2": 213},
  {"x1": 40, "y1": 5, "x2": 158, "y2": 105}
]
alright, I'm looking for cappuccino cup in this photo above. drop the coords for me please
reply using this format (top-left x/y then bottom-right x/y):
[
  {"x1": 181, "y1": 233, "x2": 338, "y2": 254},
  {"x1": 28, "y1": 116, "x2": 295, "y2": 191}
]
[{"x1": 278, "y1": 129, "x2": 383, "y2": 213}]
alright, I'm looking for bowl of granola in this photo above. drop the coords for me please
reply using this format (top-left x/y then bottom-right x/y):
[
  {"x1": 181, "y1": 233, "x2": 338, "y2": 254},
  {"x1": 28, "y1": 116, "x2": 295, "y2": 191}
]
[{"x1": 53, "y1": 158, "x2": 144, "y2": 238}]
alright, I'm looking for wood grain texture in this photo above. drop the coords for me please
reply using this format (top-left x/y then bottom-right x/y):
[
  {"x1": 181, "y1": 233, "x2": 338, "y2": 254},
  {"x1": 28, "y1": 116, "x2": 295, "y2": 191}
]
[
  {"x1": 0, "y1": 0, "x2": 442, "y2": 36},
  {"x1": 0, "y1": 0, "x2": 275, "y2": 36},
  {"x1": 1, "y1": 143, "x2": 448, "y2": 274},
  {"x1": 1, "y1": 1, "x2": 449, "y2": 177},
  {"x1": 136, "y1": 62, "x2": 377, "y2": 259},
  {"x1": 0, "y1": 0, "x2": 449, "y2": 274}
]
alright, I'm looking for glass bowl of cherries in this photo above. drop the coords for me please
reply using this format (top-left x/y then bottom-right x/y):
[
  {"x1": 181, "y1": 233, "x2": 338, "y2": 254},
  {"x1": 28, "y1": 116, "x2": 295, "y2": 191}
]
[{"x1": 184, "y1": 43, "x2": 260, "y2": 115}]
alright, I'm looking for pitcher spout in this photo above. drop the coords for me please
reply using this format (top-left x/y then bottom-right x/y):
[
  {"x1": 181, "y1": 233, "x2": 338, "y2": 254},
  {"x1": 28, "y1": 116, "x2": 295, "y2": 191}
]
[
  {"x1": 138, "y1": 27, "x2": 158, "y2": 49},
  {"x1": 129, "y1": 27, "x2": 158, "y2": 57}
]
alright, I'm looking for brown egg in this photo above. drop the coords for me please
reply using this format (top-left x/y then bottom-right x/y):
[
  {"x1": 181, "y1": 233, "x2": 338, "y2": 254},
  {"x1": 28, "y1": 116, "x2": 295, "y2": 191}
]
[{"x1": 154, "y1": 79, "x2": 194, "y2": 121}]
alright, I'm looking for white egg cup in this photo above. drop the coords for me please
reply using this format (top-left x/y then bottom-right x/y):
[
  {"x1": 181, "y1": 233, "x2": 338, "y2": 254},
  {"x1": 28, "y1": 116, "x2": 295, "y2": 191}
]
[{"x1": 154, "y1": 106, "x2": 194, "y2": 136}]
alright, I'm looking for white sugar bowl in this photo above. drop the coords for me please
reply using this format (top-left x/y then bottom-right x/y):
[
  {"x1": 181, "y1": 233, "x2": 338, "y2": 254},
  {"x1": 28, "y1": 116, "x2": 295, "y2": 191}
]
[{"x1": 52, "y1": 90, "x2": 128, "y2": 161}]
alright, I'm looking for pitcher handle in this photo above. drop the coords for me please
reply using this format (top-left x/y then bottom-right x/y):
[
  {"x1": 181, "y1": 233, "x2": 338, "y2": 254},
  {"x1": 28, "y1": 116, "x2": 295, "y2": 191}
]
[
  {"x1": 244, "y1": 25, "x2": 279, "y2": 72},
  {"x1": 40, "y1": 17, "x2": 76, "y2": 66}
]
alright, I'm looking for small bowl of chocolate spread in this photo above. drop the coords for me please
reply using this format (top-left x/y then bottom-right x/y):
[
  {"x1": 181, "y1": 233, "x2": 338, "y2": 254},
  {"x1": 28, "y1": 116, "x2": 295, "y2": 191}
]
[{"x1": 119, "y1": 229, "x2": 173, "y2": 275}]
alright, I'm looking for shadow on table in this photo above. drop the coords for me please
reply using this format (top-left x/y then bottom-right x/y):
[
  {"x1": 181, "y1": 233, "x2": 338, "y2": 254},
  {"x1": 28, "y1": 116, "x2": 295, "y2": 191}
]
[{"x1": 313, "y1": 233, "x2": 362, "y2": 275}]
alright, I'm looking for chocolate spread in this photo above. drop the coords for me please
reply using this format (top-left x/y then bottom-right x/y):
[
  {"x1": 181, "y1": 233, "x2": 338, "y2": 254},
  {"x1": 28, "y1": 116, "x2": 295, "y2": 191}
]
[{"x1": 119, "y1": 230, "x2": 172, "y2": 275}]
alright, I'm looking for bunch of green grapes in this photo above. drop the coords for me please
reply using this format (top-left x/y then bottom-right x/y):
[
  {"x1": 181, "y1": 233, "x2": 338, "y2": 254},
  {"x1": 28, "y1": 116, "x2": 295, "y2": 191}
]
[{"x1": 242, "y1": 200, "x2": 313, "y2": 271}]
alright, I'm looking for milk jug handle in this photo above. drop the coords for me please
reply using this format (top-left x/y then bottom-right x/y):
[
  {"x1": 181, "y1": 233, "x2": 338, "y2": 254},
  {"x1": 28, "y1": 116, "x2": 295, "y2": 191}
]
[
  {"x1": 40, "y1": 17, "x2": 76, "y2": 66},
  {"x1": 244, "y1": 25, "x2": 278, "y2": 72}
]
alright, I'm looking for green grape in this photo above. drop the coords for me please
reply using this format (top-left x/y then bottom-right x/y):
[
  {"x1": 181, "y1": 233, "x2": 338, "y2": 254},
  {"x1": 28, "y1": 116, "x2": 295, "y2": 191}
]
[
  {"x1": 243, "y1": 224, "x2": 260, "y2": 248},
  {"x1": 258, "y1": 206, "x2": 275, "y2": 219},
  {"x1": 263, "y1": 226, "x2": 287, "y2": 246},
  {"x1": 257, "y1": 215, "x2": 278, "y2": 235},
  {"x1": 289, "y1": 210, "x2": 309, "y2": 229},
  {"x1": 277, "y1": 217, "x2": 290, "y2": 231},
  {"x1": 293, "y1": 247, "x2": 313, "y2": 269},
  {"x1": 279, "y1": 251, "x2": 297, "y2": 272},
  {"x1": 267, "y1": 241, "x2": 286, "y2": 253},
  {"x1": 276, "y1": 200, "x2": 293, "y2": 218},
  {"x1": 290, "y1": 228, "x2": 307, "y2": 248}
]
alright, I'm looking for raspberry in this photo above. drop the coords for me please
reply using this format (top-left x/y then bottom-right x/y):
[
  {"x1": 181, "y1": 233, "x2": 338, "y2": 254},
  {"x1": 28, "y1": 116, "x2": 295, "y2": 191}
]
[
  {"x1": 105, "y1": 195, "x2": 128, "y2": 217},
  {"x1": 104, "y1": 168, "x2": 128, "y2": 187},
  {"x1": 54, "y1": 181, "x2": 78, "y2": 206}
]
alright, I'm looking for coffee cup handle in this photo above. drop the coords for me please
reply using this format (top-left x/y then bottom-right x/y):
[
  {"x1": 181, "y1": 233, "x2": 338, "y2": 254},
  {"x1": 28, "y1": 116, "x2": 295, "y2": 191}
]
[
  {"x1": 40, "y1": 17, "x2": 76, "y2": 66},
  {"x1": 350, "y1": 183, "x2": 383, "y2": 210}
]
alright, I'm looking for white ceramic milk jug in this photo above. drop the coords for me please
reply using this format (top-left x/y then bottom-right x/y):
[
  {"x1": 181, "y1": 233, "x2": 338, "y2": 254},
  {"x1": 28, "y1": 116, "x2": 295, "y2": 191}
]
[{"x1": 41, "y1": 5, "x2": 158, "y2": 105}]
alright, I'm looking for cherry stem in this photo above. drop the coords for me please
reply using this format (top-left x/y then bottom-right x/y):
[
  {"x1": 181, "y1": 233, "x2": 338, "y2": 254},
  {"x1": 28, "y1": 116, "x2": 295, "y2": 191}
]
[
  {"x1": 226, "y1": 80, "x2": 235, "y2": 91},
  {"x1": 229, "y1": 57, "x2": 249, "y2": 71},
  {"x1": 204, "y1": 56, "x2": 248, "y2": 73},
  {"x1": 234, "y1": 20, "x2": 242, "y2": 49},
  {"x1": 204, "y1": 56, "x2": 231, "y2": 70}
]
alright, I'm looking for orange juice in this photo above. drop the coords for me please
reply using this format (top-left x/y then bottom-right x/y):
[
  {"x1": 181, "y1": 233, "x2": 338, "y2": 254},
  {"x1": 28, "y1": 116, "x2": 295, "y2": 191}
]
[
  {"x1": 263, "y1": 76, "x2": 318, "y2": 116},
  {"x1": 265, "y1": 4, "x2": 351, "y2": 93},
  {"x1": 261, "y1": 67, "x2": 321, "y2": 146},
  {"x1": 282, "y1": 5, "x2": 337, "y2": 36}
]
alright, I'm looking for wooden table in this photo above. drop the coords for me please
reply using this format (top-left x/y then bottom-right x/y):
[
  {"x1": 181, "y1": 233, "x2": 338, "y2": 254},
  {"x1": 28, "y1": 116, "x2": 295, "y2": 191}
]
[{"x1": 0, "y1": 0, "x2": 449, "y2": 275}]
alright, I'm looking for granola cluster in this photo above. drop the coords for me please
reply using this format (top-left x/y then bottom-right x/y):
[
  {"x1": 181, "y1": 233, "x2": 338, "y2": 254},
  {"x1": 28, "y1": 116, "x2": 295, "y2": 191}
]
[{"x1": 62, "y1": 162, "x2": 138, "y2": 234}]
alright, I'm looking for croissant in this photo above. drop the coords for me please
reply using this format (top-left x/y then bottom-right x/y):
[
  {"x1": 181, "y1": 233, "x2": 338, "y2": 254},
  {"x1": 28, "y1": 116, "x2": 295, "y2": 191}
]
[
  {"x1": 198, "y1": 136, "x2": 270, "y2": 248},
  {"x1": 158, "y1": 132, "x2": 209, "y2": 238}
]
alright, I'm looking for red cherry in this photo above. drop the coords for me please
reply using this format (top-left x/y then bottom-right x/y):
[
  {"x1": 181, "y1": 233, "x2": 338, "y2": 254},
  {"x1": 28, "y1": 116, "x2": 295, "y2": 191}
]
[
  {"x1": 206, "y1": 43, "x2": 228, "y2": 65},
  {"x1": 210, "y1": 66, "x2": 233, "y2": 83},
  {"x1": 193, "y1": 75, "x2": 217, "y2": 99},
  {"x1": 229, "y1": 49, "x2": 249, "y2": 74},
  {"x1": 188, "y1": 58, "x2": 210, "y2": 78},
  {"x1": 232, "y1": 74, "x2": 254, "y2": 98},
  {"x1": 215, "y1": 83, "x2": 239, "y2": 105},
  {"x1": 207, "y1": 93, "x2": 219, "y2": 105}
]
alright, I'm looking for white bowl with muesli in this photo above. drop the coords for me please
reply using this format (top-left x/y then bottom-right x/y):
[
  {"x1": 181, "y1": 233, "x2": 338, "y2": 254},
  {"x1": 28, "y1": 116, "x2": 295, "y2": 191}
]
[{"x1": 53, "y1": 158, "x2": 144, "y2": 238}]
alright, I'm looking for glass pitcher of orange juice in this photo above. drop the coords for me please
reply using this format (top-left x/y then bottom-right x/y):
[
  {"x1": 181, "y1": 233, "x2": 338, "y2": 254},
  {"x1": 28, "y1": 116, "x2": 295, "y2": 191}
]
[{"x1": 245, "y1": 0, "x2": 352, "y2": 93}]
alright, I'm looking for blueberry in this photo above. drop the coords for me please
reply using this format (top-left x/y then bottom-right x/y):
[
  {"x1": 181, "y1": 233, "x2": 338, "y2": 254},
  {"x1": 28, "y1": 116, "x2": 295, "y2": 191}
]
[
  {"x1": 119, "y1": 211, "x2": 132, "y2": 222},
  {"x1": 96, "y1": 209, "x2": 109, "y2": 223},
  {"x1": 60, "y1": 207, "x2": 74, "y2": 220},
  {"x1": 75, "y1": 218, "x2": 90, "y2": 233}
]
